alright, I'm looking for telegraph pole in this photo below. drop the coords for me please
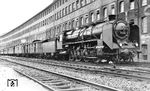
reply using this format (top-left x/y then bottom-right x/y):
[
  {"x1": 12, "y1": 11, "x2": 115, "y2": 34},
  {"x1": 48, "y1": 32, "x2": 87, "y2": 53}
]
[
  {"x1": 136, "y1": 0, "x2": 141, "y2": 62},
  {"x1": 137, "y1": 0, "x2": 140, "y2": 26}
]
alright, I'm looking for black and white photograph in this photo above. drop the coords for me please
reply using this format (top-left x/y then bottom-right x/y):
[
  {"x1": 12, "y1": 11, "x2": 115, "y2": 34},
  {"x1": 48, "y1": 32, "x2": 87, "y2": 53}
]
[{"x1": 0, "y1": 0, "x2": 150, "y2": 91}]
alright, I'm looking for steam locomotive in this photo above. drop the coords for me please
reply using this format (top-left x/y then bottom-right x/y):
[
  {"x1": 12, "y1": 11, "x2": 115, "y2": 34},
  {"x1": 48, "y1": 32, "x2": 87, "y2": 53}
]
[{"x1": 59, "y1": 17, "x2": 140, "y2": 63}]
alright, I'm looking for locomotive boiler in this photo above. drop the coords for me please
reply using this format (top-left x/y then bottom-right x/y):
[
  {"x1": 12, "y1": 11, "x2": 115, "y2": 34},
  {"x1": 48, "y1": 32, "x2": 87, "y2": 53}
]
[{"x1": 62, "y1": 19, "x2": 139, "y2": 63}]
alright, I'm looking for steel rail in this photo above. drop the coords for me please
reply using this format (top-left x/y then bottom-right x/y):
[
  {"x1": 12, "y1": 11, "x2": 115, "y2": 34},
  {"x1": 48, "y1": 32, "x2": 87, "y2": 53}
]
[{"x1": 1, "y1": 57, "x2": 122, "y2": 91}]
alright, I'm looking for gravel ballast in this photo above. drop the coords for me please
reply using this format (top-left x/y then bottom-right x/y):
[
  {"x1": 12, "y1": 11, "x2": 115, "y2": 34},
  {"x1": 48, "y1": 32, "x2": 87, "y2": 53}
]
[{"x1": 1, "y1": 56, "x2": 150, "y2": 91}]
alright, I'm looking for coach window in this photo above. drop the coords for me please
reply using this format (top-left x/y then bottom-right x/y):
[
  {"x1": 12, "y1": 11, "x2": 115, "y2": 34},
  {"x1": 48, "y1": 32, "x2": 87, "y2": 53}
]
[
  {"x1": 103, "y1": 8, "x2": 108, "y2": 19},
  {"x1": 91, "y1": 12, "x2": 95, "y2": 22},
  {"x1": 142, "y1": 0, "x2": 147, "y2": 6},
  {"x1": 96, "y1": 10, "x2": 100, "y2": 20},
  {"x1": 111, "y1": 4, "x2": 115, "y2": 14},
  {"x1": 119, "y1": 1, "x2": 124, "y2": 13},
  {"x1": 130, "y1": 0, "x2": 135, "y2": 10},
  {"x1": 142, "y1": 17, "x2": 148, "y2": 33}
]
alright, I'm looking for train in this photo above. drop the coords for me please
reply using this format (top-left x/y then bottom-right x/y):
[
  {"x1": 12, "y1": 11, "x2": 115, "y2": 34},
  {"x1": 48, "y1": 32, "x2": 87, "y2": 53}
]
[
  {"x1": 0, "y1": 0, "x2": 141, "y2": 63},
  {"x1": 0, "y1": 16, "x2": 140, "y2": 63}
]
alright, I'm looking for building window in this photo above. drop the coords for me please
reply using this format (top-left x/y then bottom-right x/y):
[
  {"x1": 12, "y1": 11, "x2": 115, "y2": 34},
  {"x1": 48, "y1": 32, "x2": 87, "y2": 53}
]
[
  {"x1": 65, "y1": 7, "x2": 68, "y2": 15},
  {"x1": 103, "y1": 8, "x2": 108, "y2": 19},
  {"x1": 81, "y1": 0, "x2": 85, "y2": 7},
  {"x1": 69, "y1": 4, "x2": 72, "y2": 13},
  {"x1": 56, "y1": 26, "x2": 59, "y2": 35},
  {"x1": 96, "y1": 10, "x2": 100, "y2": 20},
  {"x1": 130, "y1": 0, "x2": 135, "y2": 10},
  {"x1": 65, "y1": 23, "x2": 68, "y2": 30},
  {"x1": 91, "y1": 12, "x2": 95, "y2": 22},
  {"x1": 65, "y1": 0, "x2": 68, "y2": 2},
  {"x1": 142, "y1": 0, "x2": 147, "y2": 6},
  {"x1": 68, "y1": 22, "x2": 71, "y2": 29},
  {"x1": 72, "y1": 20, "x2": 75, "y2": 28},
  {"x1": 80, "y1": 17, "x2": 84, "y2": 25},
  {"x1": 76, "y1": 18, "x2": 79, "y2": 27},
  {"x1": 62, "y1": 8, "x2": 65, "y2": 16},
  {"x1": 76, "y1": 0, "x2": 80, "y2": 9},
  {"x1": 142, "y1": 17, "x2": 148, "y2": 33},
  {"x1": 119, "y1": 1, "x2": 124, "y2": 13},
  {"x1": 86, "y1": 0, "x2": 91, "y2": 4},
  {"x1": 85, "y1": 15, "x2": 89, "y2": 24},
  {"x1": 142, "y1": 44, "x2": 148, "y2": 60},
  {"x1": 72, "y1": 2, "x2": 75, "y2": 11},
  {"x1": 111, "y1": 5, "x2": 115, "y2": 14},
  {"x1": 62, "y1": 0, "x2": 64, "y2": 4}
]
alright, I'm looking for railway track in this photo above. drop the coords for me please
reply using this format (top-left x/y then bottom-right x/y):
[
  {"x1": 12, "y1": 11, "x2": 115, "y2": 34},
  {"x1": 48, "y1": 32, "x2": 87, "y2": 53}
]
[
  {"x1": 0, "y1": 57, "x2": 121, "y2": 91},
  {"x1": 5, "y1": 56, "x2": 150, "y2": 82}
]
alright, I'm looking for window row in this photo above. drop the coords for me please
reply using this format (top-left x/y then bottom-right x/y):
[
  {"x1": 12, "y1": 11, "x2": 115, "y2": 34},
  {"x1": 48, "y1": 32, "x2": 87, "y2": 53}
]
[
  {"x1": 15, "y1": 0, "x2": 96, "y2": 35},
  {"x1": 119, "y1": 0, "x2": 148, "y2": 13},
  {"x1": 55, "y1": 0, "x2": 95, "y2": 20},
  {"x1": 2, "y1": 0, "x2": 149, "y2": 42},
  {"x1": 22, "y1": 0, "x2": 148, "y2": 32},
  {"x1": 47, "y1": 10, "x2": 106, "y2": 38}
]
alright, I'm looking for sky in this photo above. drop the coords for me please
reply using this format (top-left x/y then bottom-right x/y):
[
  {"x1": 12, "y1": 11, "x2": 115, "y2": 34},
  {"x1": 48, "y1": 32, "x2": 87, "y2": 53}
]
[{"x1": 0, "y1": 0, "x2": 53, "y2": 36}]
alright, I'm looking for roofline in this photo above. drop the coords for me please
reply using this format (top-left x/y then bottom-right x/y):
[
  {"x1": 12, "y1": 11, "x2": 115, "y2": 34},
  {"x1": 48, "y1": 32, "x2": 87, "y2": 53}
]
[{"x1": 0, "y1": 0, "x2": 56, "y2": 38}]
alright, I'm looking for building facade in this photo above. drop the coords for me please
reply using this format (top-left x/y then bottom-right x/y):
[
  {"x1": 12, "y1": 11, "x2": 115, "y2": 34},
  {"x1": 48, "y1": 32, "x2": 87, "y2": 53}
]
[{"x1": 0, "y1": 0, "x2": 150, "y2": 61}]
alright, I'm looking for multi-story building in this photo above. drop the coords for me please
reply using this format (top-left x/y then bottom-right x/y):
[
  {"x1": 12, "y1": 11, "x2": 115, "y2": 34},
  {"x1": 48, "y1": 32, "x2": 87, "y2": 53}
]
[{"x1": 0, "y1": 0, "x2": 150, "y2": 61}]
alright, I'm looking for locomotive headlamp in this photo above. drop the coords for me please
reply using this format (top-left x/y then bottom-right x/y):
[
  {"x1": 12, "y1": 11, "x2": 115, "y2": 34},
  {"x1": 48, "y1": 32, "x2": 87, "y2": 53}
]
[
  {"x1": 119, "y1": 43, "x2": 123, "y2": 47},
  {"x1": 135, "y1": 42, "x2": 138, "y2": 47}
]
